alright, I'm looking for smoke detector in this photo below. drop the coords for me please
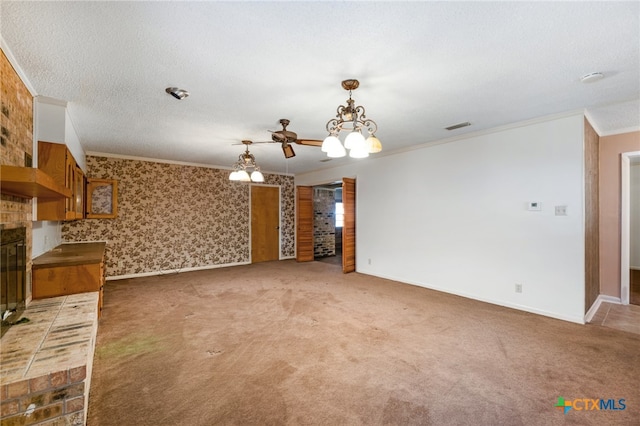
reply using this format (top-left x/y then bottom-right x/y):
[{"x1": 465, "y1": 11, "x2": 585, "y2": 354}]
[
  {"x1": 165, "y1": 87, "x2": 189, "y2": 100},
  {"x1": 580, "y1": 72, "x2": 604, "y2": 83}
]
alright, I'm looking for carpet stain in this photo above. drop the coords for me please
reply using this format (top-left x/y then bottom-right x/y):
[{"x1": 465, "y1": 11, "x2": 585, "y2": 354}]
[
  {"x1": 381, "y1": 397, "x2": 431, "y2": 425},
  {"x1": 97, "y1": 334, "x2": 165, "y2": 359}
]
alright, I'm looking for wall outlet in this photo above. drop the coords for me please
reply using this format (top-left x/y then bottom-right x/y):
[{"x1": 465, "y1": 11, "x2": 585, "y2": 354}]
[
  {"x1": 515, "y1": 283, "x2": 523, "y2": 293},
  {"x1": 44, "y1": 236, "x2": 49, "y2": 247},
  {"x1": 368, "y1": 258, "x2": 371, "y2": 265}
]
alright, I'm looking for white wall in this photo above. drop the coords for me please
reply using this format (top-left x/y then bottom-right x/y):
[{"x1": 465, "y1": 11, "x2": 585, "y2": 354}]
[
  {"x1": 630, "y1": 163, "x2": 640, "y2": 269},
  {"x1": 32, "y1": 97, "x2": 87, "y2": 255},
  {"x1": 297, "y1": 113, "x2": 586, "y2": 323},
  {"x1": 32, "y1": 221, "x2": 62, "y2": 257},
  {"x1": 35, "y1": 97, "x2": 86, "y2": 171}
]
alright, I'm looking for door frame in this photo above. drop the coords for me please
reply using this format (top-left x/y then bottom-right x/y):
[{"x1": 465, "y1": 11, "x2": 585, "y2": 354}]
[
  {"x1": 295, "y1": 177, "x2": 357, "y2": 271},
  {"x1": 250, "y1": 184, "x2": 282, "y2": 262},
  {"x1": 620, "y1": 151, "x2": 640, "y2": 304}
]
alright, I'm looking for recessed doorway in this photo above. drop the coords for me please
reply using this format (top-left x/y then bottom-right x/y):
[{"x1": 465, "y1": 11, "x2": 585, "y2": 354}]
[{"x1": 621, "y1": 151, "x2": 640, "y2": 305}]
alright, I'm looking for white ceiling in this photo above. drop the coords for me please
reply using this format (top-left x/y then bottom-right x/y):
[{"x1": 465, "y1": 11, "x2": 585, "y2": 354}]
[{"x1": 1, "y1": 1, "x2": 639, "y2": 175}]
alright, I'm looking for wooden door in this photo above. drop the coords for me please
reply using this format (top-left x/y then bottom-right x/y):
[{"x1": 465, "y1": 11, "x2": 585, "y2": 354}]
[
  {"x1": 342, "y1": 178, "x2": 356, "y2": 273},
  {"x1": 251, "y1": 186, "x2": 280, "y2": 263},
  {"x1": 296, "y1": 186, "x2": 314, "y2": 262}
]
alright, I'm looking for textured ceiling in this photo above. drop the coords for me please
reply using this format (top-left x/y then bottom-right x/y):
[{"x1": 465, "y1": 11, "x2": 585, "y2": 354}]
[{"x1": 1, "y1": 1, "x2": 639, "y2": 175}]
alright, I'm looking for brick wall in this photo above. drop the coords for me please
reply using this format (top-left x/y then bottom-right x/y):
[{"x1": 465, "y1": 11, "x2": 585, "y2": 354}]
[
  {"x1": 1, "y1": 366, "x2": 87, "y2": 425},
  {"x1": 0, "y1": 48, "x2": 34, "y2": 298},
  {"x1": 0, "y1": 48, "x2": 92, "y2": 426},
  {"x1": 313, "y1": 188, "x2": 335, "y2": 258}
]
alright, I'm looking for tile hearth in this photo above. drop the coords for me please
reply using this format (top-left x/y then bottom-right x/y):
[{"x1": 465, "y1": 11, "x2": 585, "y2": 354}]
[{"x1": 0, "y1": 293, "x2": 99, "y2": 425}]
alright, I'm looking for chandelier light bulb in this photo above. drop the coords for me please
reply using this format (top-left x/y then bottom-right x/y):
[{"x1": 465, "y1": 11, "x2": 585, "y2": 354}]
[
  {"x1": 237, "y1": 170, "x2": 251, "y2": 182},
  {"x1": 251, "y1": 170, "x2": 265, "y2": 182},
  {"x1": 321, "y1": 135, "x2": 341, "y2": 153},
  {"x1": 327, "y1": 143, "x2": 346, "y2": 158},
  {"x1": 229, "y1": 171, "x2": 240, "y2": 181},
  {"x1": 366, "y1": 135, "x2": 382, "y2": 153},
  {"x1": 349, "y1": 142, "x2": 369, "y2": 158},
  {"x1": 344, "y1": 130, "x2": 365, "y2": 150}
]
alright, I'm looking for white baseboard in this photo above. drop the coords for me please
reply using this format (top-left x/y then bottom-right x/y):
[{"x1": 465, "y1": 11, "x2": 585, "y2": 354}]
[
  {"x1": 358, "y1": 270, "x2": 586, "y2": 324},
  {"x1": 584, "y1": 294, "x2": 622, "y2": 323},
  {"x1": 107, "y1": 261, "x2": 251, "y2": 281}
]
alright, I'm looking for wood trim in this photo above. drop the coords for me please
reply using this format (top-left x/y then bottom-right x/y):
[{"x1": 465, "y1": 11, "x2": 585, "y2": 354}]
[
  {"x1": 86, "y1": 178, "x2": 118, "y2": 219},
  {"x1": 0, "y1": 165, "x2": 71, "y2": 198},
  {"x1": 342, "y1": 178, "x2": 356, "y2": 273},
  {"x1": 296, "y1": 186, "x2": 314, "y2": 262},
  {"x1": 584, "y1": 118, "x2": 599, "y2": 312}
]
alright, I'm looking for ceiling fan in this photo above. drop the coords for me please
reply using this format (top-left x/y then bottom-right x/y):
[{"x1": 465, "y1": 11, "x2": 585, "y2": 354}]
[{"x1": 268, "y1": 119, "x2": 323, "y2": 159}]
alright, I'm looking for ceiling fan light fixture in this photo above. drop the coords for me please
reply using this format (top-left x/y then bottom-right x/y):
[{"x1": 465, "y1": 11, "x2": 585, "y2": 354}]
[
  {"x1": 323, "y1": 79, "x2": 381, "y2": 159},
  {"x1": 229, "y1": 140, "x2": 264, "y2": 183},
  {"x1": 282, "y1": 144, "x2": 296, "y2": 159}
]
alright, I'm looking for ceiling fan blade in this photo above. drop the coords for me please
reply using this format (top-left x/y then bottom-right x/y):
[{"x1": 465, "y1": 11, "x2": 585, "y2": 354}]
[
  {"x1": 231, "y1": 140, "x2": 272, "y2": 145},
  {"x1": 295, "y1": 139, "x2": 324, "y2": 147}
]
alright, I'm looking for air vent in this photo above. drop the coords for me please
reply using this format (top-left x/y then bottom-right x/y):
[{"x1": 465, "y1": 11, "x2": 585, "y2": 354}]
[
  {"x1": 320, "y1": 158, "x2": 332, "y2": 162},
  {"x1": 445, "y1": 122, "x2": 471, "y2": 131}
]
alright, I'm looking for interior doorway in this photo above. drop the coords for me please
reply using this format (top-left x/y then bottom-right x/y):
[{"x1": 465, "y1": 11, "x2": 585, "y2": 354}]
[
  {"x1": 312, "y1": 183, "x2": 343, "y2": 267},
  {"x1": 251, "y1": 185, "x2": 280, "y2": 263},
  {"x1": 295, "y1": 178, "x2": 356, "y2": 273},
  {"x1": 621, "y1": 152, "x2": 640, "y2": 305}
]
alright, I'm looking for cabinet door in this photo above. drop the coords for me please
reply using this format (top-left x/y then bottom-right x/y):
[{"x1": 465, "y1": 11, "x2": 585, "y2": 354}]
[
  {"x1": 64, "y1": 152, "x2": 75, "y2": 220},
  {"x1": 86, "y1": 178, "x2": 118, "y2": 219},
  {"x1": 74, "y1": 166, "x2": 85, "y2": 219},
  {"x1": 37, "y1": 141, "x2": 71, "y2": 221}
]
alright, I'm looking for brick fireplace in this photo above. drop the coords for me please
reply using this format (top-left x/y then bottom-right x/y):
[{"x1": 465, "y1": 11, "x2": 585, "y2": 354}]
[
  {"x1": 0, "y1": 48, "x2": 98, "y2": 425},
  {"x1": 1, "y1": 226, "x2": 27, "y2": 335}
]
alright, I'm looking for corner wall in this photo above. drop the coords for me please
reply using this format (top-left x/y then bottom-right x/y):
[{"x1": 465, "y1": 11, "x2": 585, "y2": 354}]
[
  {"x1": 297, "y1": 114, "x2": 587, "y2": 322},
  {"x1": 599, "y1": 131, "x2": 640, "y2": 297}
]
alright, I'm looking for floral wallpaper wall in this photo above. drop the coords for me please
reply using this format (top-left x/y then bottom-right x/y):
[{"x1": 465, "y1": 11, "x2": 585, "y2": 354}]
[{"x1": 62, "y1": 156, "x2": 295, "y2": 277}]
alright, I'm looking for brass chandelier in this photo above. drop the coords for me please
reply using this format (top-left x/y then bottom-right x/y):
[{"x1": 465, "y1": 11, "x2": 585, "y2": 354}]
[
  {"x1": 321, "y1": 79, "x2": 382, "y2": 158},
  {"x1": 229, "y1": 141, "x2": 264, "y2": 182}
]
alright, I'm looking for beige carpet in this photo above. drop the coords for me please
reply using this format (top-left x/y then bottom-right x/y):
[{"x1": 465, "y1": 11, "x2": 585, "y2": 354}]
[{"x1": 88, "y1": 260, "x2": 639, "y2": 425}]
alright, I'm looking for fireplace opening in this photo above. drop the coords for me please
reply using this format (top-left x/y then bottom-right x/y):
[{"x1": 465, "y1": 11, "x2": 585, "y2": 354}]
[{"x1": 1, "y1": 227, "x2": 27, "y2": 338}]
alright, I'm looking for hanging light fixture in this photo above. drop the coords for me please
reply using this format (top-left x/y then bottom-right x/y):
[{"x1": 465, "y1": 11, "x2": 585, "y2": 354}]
[
  {"x1": 322, "y1": 79, "x2": 382, "y2": 158},
  {"x1": 229, "y1": 141, "x2": 264, "y2": 183}
]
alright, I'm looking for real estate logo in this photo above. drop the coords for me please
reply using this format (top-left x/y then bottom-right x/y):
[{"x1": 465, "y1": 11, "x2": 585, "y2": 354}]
[{"x1": 554, "y1": 397, "x2": 626, "y2": 414}]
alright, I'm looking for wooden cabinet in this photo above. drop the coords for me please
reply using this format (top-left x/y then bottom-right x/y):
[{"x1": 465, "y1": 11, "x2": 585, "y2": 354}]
[
  {"x1": 74, "y1": 166, "x2": 85, "y2": 219},
  {"x1": 86, "y1": 178, "x2": 118, "y2": 219},
  {"x1": 32, "y1": 243, "x2": 106, "y2": 317},
  {"x1": 37, "y1": 141, "x2": 85, "y2": 221}
]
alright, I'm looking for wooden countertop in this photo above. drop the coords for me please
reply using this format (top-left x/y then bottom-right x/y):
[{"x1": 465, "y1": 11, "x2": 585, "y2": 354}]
[{"x1": 32, "y1": 242, "x2": 106, "y2": 268}]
